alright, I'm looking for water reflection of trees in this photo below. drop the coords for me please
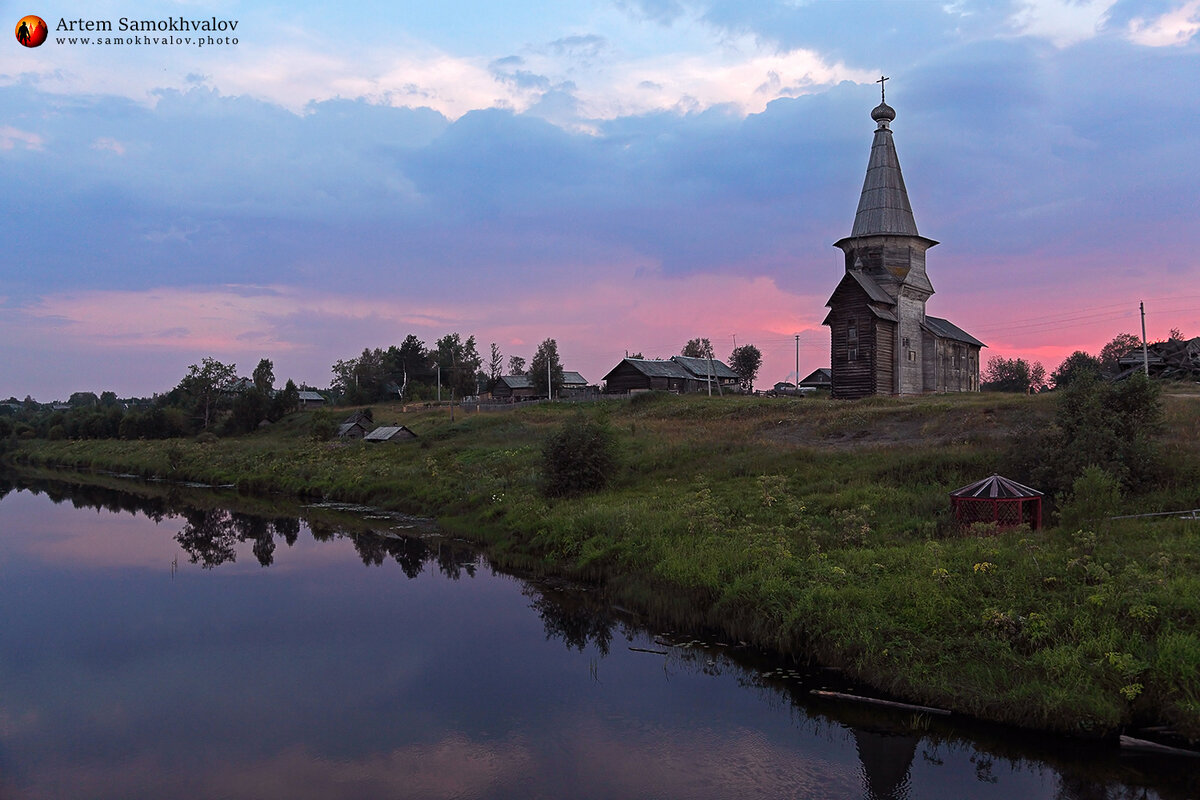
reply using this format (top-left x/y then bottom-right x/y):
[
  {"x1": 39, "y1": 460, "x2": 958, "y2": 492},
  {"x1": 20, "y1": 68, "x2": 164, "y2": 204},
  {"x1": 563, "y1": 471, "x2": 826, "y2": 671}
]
[
  {"x1": 6, "y1": 473, "x2": 475, "y2": 580},
  {"x1": 523, "y1": 583, "x2": 623, "y2": 657},
  {"x1": 7, "y1": 475, "x2": 173, "y2": 522}
]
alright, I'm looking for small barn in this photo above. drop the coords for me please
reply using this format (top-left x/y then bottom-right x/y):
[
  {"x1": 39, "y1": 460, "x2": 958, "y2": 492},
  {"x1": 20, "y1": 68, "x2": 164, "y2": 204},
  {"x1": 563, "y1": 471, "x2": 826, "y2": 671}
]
[
  {"x1": 336, "y1": 421, "x2": 370, "y2": 440},
  {"x1": 364, "y1": 425, "x2": 418, "y2": 443},
  {"x1": 950, "y1": 474, "x2": 1043, "y2": 531},
  {"x1": 297, "y1": 390, "x2": 326, "y2": 408}
]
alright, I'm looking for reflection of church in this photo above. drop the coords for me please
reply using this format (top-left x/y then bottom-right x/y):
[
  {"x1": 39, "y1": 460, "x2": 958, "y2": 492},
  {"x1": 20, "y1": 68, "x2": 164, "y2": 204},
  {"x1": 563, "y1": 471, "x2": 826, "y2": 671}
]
[
  {"x1": 823, "y1": 84, "x2": 984, "y2": 399},
  {"x1": 853, "y1": 727, "x2": 918, "y2": 799}
]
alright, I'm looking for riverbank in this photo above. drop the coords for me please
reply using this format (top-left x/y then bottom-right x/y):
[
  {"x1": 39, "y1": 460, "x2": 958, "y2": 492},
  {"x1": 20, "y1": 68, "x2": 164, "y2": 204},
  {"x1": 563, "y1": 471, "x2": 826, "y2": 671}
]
[{"x1": 7, "y1": 391, "x2": 1200, "y2": 741}]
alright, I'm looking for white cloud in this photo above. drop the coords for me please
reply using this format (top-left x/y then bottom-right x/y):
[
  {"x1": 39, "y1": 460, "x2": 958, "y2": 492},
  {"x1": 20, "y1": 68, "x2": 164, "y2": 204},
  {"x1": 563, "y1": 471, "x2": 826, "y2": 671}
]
[
  {"x1": 91, "y1": 137, "x2": 126, "y2": 155},
  {"x1": 0, "y1": 126, "x2": 44, "y2": 150},
  {"x1": 1, "y1": 7, "x2": 871, "y2": 124},
  {"x1": 1128, "y1": 0, "x2": 1200, "y2": 46},
  {"x1": 1011, "y1": 0, "x2": 1117, "y2": 47}
]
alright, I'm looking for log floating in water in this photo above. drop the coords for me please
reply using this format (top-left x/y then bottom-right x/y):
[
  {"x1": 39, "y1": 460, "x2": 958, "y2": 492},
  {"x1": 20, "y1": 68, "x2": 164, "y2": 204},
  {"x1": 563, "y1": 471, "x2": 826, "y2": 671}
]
[
  {"x1": 628, "y1": 646, "x2": 669, "y2": 655},
  {"x1": 1119, "y1": 735, "x2": 1200, "y2": 757},
  {"x1": 809, "y1": 690, "x2": 951, "y2": 716}
]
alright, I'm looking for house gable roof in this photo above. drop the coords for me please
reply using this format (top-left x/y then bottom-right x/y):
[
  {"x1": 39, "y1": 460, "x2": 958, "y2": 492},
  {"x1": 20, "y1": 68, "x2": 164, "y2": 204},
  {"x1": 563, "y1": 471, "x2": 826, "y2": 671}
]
[
  {"x1": 923, "y1": 316, "x2": 985, "y2": 348},
  {"x1": 669, "y1": 356, "x2": 739, "y2": 380},
  {"x1": 603, "y1": 358, "x2": 692, "y2": 382},
  {"x1": 499, "y1": 375, "x2": 535, "y2": 389}
]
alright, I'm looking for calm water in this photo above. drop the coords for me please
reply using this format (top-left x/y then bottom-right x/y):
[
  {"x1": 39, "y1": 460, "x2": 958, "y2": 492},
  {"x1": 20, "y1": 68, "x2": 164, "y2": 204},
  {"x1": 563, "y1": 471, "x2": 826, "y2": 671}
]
[{"x1": 0, "y1": 475, "x2": 1195, "y2": 800}]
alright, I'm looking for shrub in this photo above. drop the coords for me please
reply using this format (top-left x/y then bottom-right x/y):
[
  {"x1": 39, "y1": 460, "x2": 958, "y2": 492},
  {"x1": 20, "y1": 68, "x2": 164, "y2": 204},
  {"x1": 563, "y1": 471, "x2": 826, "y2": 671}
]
[
  {"x1": 1058, "y1": 465, "x2": 1122, "y2": 528},
  {"x1": 541, "y1": 416, "x2": 617, "y2": 497},
  {"x1": 309, "y1": 410, "x2": 337, "y2": 442}
]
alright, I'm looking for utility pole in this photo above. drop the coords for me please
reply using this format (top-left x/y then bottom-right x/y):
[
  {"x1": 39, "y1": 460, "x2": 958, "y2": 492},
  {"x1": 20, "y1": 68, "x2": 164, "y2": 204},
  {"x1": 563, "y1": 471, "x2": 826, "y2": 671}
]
[
  {"x1": 1140, "y1": 301, "x2": 1150, "y2": 377},
  {"x1": 795, "y1": 334, "x2": 800, "y2": 395},
  {"x1": 436, "y1": 363, "x2": 441, "y2": 403},
  {"x1": 547, "y1": 358, "x2": 552, "y2": 401}
]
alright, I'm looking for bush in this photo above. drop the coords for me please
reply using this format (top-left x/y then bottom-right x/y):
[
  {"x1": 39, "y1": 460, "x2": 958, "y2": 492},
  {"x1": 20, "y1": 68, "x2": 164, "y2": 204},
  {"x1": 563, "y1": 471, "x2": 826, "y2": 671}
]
[
  {"x1": 309, "y1": 410, "x2": 337, "y2": 442},
  {"x1": 542, "y1": 416, "x2": 617, "y2": 497},
  {"x1": 1058, "y1": 465, "x2": 1122, "y2": 528}
]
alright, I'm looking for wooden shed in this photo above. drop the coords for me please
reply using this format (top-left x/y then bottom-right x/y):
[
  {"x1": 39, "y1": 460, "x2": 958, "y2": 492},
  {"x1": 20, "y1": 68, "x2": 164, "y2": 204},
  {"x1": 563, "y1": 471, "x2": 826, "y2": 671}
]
[
  {"x1": 364, "y1": 425, "x2": 418, "y2": 443},
  {"x1": 950, "y1": 474, "x2": 1043, "y2": 530},
  {"x1": 336, "y1": 421, "x2": 370, "y2": 440}
]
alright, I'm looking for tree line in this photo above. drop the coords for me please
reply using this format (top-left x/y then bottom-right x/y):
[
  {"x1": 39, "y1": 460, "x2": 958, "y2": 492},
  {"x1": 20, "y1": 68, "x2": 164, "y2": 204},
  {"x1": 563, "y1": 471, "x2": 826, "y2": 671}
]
[{"x1": 981, "y1": 329, "x2": 1184, "y2": 393}]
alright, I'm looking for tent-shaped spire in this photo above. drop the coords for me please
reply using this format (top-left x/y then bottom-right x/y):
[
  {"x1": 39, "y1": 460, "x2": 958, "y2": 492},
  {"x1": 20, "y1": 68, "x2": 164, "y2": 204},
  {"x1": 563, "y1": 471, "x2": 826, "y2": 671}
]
[{"x1": 850, "y1": 100, "x2": 920, "y2": 238}]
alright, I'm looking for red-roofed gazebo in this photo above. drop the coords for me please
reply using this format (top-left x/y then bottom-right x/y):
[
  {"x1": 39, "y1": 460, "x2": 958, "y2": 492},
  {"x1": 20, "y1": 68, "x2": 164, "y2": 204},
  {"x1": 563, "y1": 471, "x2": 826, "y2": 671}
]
[{"x1": 950, "y1": 474, "x2": 1043, "y2": 531}]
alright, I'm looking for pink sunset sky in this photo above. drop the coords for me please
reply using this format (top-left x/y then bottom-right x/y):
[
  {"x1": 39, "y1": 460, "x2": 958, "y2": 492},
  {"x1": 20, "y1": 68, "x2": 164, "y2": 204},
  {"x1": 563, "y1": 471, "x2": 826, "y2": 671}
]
[{"x1": 2, "y1": 0, "x2": 1198, "y2": 399}]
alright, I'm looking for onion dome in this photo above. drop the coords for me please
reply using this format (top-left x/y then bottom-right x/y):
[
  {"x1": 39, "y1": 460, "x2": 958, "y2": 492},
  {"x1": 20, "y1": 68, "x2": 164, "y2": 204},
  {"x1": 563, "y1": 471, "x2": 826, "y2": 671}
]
[{"x1": 871, "y1": 101, "x2": 895, "y2": 128}]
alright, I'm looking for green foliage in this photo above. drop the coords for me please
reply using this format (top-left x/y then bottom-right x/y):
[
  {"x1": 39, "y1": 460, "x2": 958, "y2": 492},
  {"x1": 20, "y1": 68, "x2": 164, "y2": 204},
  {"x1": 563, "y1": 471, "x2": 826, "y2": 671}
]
[
  {"x1": 434, "y1": 333, "x2": 483, "y2": 398},
  {"x1": 1051, "y1": 350, "x2": 1101, "y2": 388},
  {"x1": 982, "y1": 356, "x2": 1046, "y2": 392},
  {"x1": 1058, "y1": 466, "x2": 1122, "y2": 529},
  {"x1": 729, "y1": 344, "x2": 763, "y2": 391},
  {"x1": 1099, "y1": 333, "x2": 1141, "y2": 375},
  {"x1": 272, "y1": 379, "x2": 300, "y2": 419},
  {"x1": 179, "y1": 357, "x2": 238, "y2": 430},
  {"x1": 541, "y1": 416, "x2": 616, "y2": 497},
  {"x1": 308, "y1": 410, "x2": 337, "y2": 442},
  {"x1": 1032, "y1": 372, "x2": 1162, "y2": 495},
  {"x1": 528, "y1": 338, "x2": 565, "y2": 398},
  {"x1": 682, "y1": 337, "x2": 714, "y2": 359},
  {"x1": 252, "y1": 359, "x2": 275, "y2": 394}
]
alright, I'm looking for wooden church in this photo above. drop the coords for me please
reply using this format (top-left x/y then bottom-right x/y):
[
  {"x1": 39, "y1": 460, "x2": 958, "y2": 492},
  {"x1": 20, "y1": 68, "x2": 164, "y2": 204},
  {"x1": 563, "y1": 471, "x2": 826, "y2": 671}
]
[{"x1": 823, "y1": 86, "x2": 984, "y2": 399}]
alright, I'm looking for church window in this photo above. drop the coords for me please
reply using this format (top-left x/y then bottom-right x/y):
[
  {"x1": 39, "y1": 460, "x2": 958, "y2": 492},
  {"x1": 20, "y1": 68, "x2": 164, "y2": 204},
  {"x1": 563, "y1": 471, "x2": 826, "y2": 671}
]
[{"x1": 847, "y1": 320, "x2": 858, "y2": 362}]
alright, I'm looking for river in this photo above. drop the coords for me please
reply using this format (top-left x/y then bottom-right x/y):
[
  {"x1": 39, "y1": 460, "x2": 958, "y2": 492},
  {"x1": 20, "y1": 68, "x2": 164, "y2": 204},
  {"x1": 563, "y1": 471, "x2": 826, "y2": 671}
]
[{"x1": 0, "y1": 473, "x2": 1194, "y2": 799}]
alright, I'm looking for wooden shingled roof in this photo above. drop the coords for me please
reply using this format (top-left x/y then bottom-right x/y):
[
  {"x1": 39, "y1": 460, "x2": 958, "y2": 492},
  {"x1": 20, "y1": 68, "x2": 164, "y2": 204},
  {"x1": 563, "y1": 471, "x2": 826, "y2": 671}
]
[{"x1": 950, "y1": 474, "x2": 1043, "y2": 499}]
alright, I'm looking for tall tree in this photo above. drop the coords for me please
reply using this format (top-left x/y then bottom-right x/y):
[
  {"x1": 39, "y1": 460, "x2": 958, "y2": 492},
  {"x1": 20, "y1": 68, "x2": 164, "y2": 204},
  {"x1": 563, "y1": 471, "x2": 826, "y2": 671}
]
[
  {"x1": 435, "y1": 333, "x2": 483, "y2": 398},
  {"x1": 331, "y1": 348, "x2": 389, "y2": 403},
  {"x1": 981, "y1": 356, "x2": 1045, "y2": 393},
  {"x1": 529, "y1": 338, "x2": 565, "y2": 398},
  {"x1": 1051, "y1": 351, "x2": 1101, "y2": 388},
  {"x1": 252, "y1": 359, "x2": 275, "y2": 394},
  {"x1": 179, "y1": 358, "x2": 237, "y2": 430},
  {"x1": 681, "y1": 338, "x2": 714, "y2": 359},
  {"x1": 390, "y1": 336, "x2": 432, "y2": 389},
  {"x1": 488, "y1": 343, "x2": 504, "y2": 390},
  {"x1": 508, "y1": 356, "x2": 526, "y2": 376},
  {"x1": 729, "y1": 344, "x2": 763, "y2": 392},
  {"x1": 271, "y1": 379, "x2": 300, "y2": 419},
  {"x1": 1099, "y1": 333, "x2": 1141, "y2": 375}
]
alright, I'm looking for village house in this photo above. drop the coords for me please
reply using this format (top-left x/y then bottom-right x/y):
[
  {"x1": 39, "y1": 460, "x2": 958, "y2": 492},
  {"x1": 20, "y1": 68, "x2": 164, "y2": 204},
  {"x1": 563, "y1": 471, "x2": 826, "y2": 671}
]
[
  {"x1": 822, "y1": 88, "x2": 983, "y2": 399},
  {"x1": 491, "y1": 375, "x2": 540, "y2": 401},
  {"x1": 798, "y1": 368, "x2": 833, "y2": 391},
  {"x1": 297, "y1": 390, "x2": 326, "y2": 408},
  {"x1": 602, "y1": 356, "x2": 740, "y2": 394},
  {"x1": 491, "y1": 370, "x2": 593, "y2": 400}
]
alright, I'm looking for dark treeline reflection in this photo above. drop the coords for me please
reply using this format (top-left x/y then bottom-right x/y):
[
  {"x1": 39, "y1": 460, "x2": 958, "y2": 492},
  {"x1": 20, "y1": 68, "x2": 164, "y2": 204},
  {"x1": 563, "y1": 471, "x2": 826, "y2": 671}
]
[
  {"x1": 4, "y1": 473, "x2": 477, "y2": 578},
  {"x1": 1, "y1": 474, "x2": 175, "y2": 522},
  {"x1": 523, "y1": 582, "x2": 625, "y2": 657}
]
